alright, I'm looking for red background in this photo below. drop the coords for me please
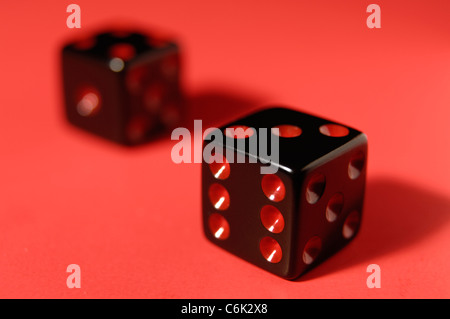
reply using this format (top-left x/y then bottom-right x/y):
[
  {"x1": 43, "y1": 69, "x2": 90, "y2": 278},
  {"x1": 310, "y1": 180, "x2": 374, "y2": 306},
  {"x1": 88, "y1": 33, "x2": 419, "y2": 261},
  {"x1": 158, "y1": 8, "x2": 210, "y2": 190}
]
[{"x1": 0, "y1": 0, "x2": 449, "y2": 298}]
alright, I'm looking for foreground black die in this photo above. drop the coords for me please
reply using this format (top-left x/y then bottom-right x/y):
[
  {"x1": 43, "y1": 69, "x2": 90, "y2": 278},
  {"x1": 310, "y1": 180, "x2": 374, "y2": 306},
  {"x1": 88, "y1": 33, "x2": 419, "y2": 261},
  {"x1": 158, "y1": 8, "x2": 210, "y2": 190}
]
[
  {"x1": 61, "y1": 29, "x2": 183, "y2": 145},
  {"x1": 202, "y1": 107, "x2": 368, "y2": 280}
]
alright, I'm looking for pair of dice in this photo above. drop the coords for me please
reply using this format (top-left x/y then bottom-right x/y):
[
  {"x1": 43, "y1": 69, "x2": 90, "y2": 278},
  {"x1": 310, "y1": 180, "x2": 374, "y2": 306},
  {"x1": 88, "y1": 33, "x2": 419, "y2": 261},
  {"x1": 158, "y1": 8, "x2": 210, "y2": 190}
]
[{"x1": 61, "y1": 29, "x2": 368, "y2": 280}]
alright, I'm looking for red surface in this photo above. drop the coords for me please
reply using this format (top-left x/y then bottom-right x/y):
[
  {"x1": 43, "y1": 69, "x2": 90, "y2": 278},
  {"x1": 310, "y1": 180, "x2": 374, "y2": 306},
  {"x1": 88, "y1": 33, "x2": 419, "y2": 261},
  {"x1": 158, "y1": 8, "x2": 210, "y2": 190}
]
[{"x1": 0, "y1": 1, "x2": 449, "y2": 298}]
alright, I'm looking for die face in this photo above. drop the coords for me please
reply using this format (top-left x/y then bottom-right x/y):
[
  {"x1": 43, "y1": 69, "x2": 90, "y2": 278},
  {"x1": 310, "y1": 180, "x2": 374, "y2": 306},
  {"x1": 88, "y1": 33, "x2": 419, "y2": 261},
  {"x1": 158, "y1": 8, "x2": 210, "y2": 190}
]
[
  {"x1": 62, "y1": 51, "x2": 126, "y2": 143},
  {"x1": 61, "y1": 30, "x2": 183, "y2": 145},
  {"x1": 294, "y1": 134, "x2": 368, "y2": 278},
  {"x1": 64, "y1": 31, "x2": 176, "y2": 65},
  {"x1": 213, "y1": 107, "x2": 364, "y2": 175},
  {"x1": 125, "y1": 51, "x2": 183, "y2": 144},
  {"x1": 202, "y1": 154, "x2": 298, "y2": 279}
]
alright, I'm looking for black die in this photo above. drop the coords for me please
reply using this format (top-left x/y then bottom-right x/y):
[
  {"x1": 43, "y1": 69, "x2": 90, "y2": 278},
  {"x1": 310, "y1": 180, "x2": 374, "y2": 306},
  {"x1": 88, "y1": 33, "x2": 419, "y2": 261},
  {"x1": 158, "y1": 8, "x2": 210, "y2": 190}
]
[
  {"x1": 202, "y1": 107, "x2": 368, "y2": 279},
  {"x1": 61, "y1": 29, "x2": 183, "y2": 145}
]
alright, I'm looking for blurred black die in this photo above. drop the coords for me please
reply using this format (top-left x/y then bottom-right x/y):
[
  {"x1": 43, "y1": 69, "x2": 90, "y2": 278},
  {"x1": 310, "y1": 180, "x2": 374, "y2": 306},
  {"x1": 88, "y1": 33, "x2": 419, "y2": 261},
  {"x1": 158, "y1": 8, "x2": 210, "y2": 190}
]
[{"x1": 61, "y1": 29, "x2": 183, "y2": 145}]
